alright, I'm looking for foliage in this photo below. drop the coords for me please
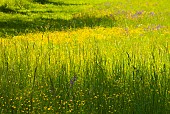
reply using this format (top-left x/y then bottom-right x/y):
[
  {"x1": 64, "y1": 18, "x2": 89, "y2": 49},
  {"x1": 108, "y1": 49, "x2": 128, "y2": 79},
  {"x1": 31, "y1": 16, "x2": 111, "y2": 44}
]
[
  {"x1": 32, "y1": 0, "x2": 49, "y2": 4},
  {"x1": 0, "y1": 0, "x2": 170, "y2": 113}
]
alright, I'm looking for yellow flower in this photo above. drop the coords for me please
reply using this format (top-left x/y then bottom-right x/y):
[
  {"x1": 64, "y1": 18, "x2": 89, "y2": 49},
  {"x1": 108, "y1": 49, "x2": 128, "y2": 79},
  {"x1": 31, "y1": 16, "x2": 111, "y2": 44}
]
[
  {"x1": 44, "y1": 106, "x2": 47, "y2": 110},
  {"x1": 48, "y1": 106, "x2": 52, "y2": 110},
  {"x1": 12, "y1": 106, "x2": 16, "y2": 109}
]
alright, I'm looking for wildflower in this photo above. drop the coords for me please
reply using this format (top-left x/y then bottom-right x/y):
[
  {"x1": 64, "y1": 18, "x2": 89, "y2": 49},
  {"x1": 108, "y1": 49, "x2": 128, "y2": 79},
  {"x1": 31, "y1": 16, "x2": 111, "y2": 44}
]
[
  {"x1": 70, "y1": 75, "x2": 77, "y2": 88},
  {"x1": 68, "y1": 109, "x2": 73, "y2": 112},
  {"x1": 12, "y1": 106, "x2": 16, "y2": 109},
  {"x1": 94, "y1": 96, "x2": 98, "y2": 99},
  {"x1": 150, "y1": 12, "x2": 155, "y2": 16},
  {"x1": 81, "y1": 101, "x2": 85, "y2": 105},
  {"x1": 131, "y1": 11, "x2": 143, "y2": 19},
  {"x1": 155, "y1": 25, "x2": 162, "y2": 30},
  {"x1": 135, "y1": 11, "x2": 143, "y2": 15},
  {"x1": 48, "y1": 106, "x2": 52, "y2": 110}
]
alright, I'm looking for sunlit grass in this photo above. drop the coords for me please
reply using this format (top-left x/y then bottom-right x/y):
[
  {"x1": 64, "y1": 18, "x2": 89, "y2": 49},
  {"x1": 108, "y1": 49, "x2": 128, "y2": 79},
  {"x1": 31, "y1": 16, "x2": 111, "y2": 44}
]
[
  {"x1": 0, "y1": 0, "x2": 170, "y2": 113},
  {"x1": 0, "y1": 26, "x2": 170, "y2": 113}
]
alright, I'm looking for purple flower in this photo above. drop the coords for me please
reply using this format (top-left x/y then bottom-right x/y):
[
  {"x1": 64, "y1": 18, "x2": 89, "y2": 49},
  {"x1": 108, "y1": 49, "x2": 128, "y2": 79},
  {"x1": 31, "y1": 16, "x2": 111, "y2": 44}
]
[
  {"x1": 150, "y1": 12, "x2": 155, "y2": 16},
  {"x1": 155, "y1": 25, "x2": 162, "y2": 30},
  {"x1": 135, "y1": 11, "x2": 143, "y2": 15},
  {"x1": 132, "y1": 11, "x2": 143, "y2": 18},
  {"x1": 70, "y1": 75, "x2": 77, "y2": 88}
]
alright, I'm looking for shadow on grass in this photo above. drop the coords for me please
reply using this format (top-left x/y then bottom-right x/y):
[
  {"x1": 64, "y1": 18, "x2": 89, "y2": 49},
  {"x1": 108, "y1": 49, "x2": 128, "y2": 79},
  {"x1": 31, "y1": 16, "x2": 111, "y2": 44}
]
[
  {"x1": 0, "y1": 14, "x2": 116, "y2": 37},
  {"x1": 45, "y1": 1, "x2": 88, "y2": 6},
  {"x1": 34, "y1": 0, "x2": 88, "y2": 6},
  {"x1": 0, "y1": 0, "x2": 88, "y2": 15},
  {"x1": 0, "y1": 4, "x2": 27, "y2": 15},
  {"x1": 0, "y1": 4, "x2": 17, "y2": 14}
]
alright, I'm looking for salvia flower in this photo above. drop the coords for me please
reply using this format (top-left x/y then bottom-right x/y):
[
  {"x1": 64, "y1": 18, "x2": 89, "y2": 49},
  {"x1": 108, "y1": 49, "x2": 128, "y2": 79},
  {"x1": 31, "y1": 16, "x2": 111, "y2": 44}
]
[{"x1": 70, "y1": 75, "x2": 77, "y2": 88}]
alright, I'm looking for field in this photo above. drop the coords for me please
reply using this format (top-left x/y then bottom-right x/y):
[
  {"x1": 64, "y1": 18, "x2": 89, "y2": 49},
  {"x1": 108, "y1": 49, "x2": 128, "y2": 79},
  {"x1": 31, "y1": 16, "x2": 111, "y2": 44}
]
[{"x1": 0, "y1": 0, "x2": 170, "y2": 113}]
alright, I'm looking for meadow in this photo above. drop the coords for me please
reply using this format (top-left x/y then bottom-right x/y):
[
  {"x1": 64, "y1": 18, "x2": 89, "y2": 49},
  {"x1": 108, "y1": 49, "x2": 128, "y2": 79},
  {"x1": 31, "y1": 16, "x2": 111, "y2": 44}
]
[{"x1": 0, "y1": 0, "x2": 170, "y2": 113}]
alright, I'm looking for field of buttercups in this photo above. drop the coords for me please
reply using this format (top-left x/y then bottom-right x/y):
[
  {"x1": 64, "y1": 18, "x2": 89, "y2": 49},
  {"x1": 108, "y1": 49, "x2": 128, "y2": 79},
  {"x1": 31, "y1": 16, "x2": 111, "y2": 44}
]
[{"x1": 0, "y1": 0, "x2": 170, "y2": 113}]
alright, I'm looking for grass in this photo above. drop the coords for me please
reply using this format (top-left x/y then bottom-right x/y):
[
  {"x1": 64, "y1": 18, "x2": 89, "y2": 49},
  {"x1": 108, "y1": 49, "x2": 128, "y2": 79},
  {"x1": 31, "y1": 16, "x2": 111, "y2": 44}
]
[
  {"x1": 0, "y1": 0, "x2": 170, "y2": 113},
  {"x1": 0, "y1": 0, "x2": 117, "y2": 37}
]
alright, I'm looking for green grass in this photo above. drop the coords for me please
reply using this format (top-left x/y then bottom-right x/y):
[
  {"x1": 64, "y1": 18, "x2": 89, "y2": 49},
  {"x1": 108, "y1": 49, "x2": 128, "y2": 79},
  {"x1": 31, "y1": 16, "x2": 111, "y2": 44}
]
[
  {"x1": 0, "y1": 0, "x2": 169, "y2": 37},
  {"x1": 0, "y1": 28, "x2": 169, "y2": 113},
  {"x1": 1, "y1": 0, "x2": 169, "y2": 37},
  {"x1": 0, "y1": 0, "x2": 116, "y2": 37},
  {"x1": 0, "y1": 0, "x2": 170, "y2": 113}
]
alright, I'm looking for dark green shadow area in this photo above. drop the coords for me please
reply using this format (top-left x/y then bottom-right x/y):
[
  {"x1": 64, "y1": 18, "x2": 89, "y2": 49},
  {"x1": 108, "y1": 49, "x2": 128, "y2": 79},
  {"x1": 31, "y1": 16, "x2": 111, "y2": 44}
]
[
  {"x1": 34, "y1": 0, "x2": 88, "y2": 6},
  {"x1": 0, "y1": 0, "x2": 116, "y2": 38},
  {"x1": 0, "y1": 5, "x2": 27, "y2": 15},
  {"x1": 0, "y1": 4, "x2": 17, "y2": 14},
  {"x1": 0, "y1": 13, "x2": 116, "y2": 37}
]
